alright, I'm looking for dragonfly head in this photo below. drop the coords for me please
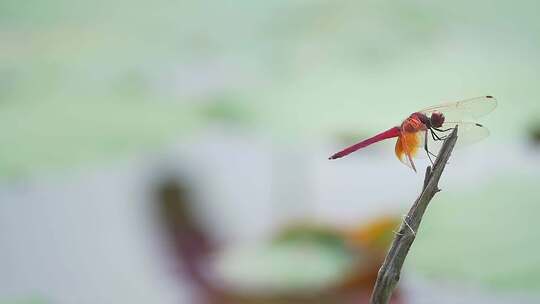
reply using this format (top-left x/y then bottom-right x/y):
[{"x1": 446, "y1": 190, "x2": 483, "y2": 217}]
[{"x1": 429, "y1": 112, "x2": 445, "y2": 128}]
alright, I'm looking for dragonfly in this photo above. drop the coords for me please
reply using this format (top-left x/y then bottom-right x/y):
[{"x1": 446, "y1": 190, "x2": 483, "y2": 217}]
[{"x1": 328, "y1": 96, "x2": 497, "y2": 172}]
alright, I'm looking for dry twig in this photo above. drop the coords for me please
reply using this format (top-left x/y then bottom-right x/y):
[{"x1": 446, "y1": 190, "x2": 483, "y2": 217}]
[{"x1": 370, "y1": 127, "x2": 459, "y2": 304}]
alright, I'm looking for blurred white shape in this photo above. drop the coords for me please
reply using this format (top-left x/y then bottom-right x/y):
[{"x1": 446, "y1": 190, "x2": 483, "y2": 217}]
[{"x1": 0, "y1": 162, "x2": 190, "y2": 304}]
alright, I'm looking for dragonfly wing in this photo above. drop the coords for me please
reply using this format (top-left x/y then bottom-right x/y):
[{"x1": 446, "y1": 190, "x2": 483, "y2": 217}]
[
  {"x1": 409, "y1": 122, "x2": 490, "y2": 158},
  {"x1": 442, "y1": 121, "x2": 490, "y2": 146},
  {"x1": 420, "y1": 96, "x2": 497, "y2": 122}
]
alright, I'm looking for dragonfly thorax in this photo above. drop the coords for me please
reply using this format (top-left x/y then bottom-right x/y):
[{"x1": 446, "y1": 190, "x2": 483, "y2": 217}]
[
  {"x1": 409, "y1": 112, "x2": 445, "y2": 130},
  {"x1": 411, "y1": 112, "x2": 444, "y2": 129}
]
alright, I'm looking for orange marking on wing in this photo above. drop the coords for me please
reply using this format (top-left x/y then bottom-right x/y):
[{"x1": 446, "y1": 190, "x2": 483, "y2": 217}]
[
  {"x1": 395, "y1": 130, "x2": 421, "y2": 172},
  {"x1": 395, "y1": 136, "x2": 404, "y2": 162},
  {"x1": 401, "y1": 131, "x2": 420, "y2": 157}
]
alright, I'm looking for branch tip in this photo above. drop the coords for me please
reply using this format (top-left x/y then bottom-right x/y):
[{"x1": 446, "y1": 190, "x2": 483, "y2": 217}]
[{"x1": 369, "y1": 126, "x2": 458, "y2": 304}]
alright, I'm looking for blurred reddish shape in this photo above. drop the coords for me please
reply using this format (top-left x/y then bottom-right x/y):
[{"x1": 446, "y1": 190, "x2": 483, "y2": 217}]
[{"x1": 154, "y1": 178, "x2": 403, "y2": 303}]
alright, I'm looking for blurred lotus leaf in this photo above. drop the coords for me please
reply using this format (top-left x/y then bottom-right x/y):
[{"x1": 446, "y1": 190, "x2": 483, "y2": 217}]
[{"x1": 209, "y1": 217, "x2": 402, "y2": 303}]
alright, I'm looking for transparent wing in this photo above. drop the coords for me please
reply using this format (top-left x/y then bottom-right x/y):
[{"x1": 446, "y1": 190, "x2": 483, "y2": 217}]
[
  {"x1": 410, "y1": 122, "x2": 490, "y2": 158},
  {"x1": 419, "y1": 96, "x2": 497, "y2": 122},
  {"x1": 442, "y1": 121, "x2": 490, "y2": 146}
]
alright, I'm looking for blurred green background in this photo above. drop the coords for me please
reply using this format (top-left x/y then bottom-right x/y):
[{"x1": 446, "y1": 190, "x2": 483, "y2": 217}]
[
  {"x1": 2, "y1": 0, "x2": 539, "y2": 175},
  {"x1": 1, "y1": 0, "x2": 540, "y2": 303}
]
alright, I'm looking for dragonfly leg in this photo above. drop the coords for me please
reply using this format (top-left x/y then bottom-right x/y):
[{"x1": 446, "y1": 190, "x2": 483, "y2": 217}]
[
  {"x1": 433, "y1": 127, "x2": 454, "y2": 133},
  {"x1": 429, "y1": 129, "x2": 451, "y2": 165},
  {"x1": 431, "y1": 129, "x2": 444, "y2": 141},
  {"x1": 430, "y1": 129, "x2": 439, "y2": 141},
  {"x1": 432, "y1": 127, "x2": 455, "y2": 141},
  {"x1": 424, "y1": 130, "x2": 435, "y2": 165}
]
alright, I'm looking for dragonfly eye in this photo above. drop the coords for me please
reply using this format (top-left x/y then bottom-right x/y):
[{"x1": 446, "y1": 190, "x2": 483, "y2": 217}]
[{"x1": 430, "y1": 112, "x2": 445, "y2": 128}]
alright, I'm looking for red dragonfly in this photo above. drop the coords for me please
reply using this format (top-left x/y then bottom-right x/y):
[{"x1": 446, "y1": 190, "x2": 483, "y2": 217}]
[{"x1": 329, "y1": 96, "x2": 497, "y2": 172}]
